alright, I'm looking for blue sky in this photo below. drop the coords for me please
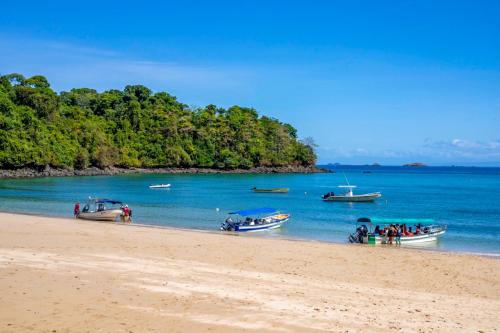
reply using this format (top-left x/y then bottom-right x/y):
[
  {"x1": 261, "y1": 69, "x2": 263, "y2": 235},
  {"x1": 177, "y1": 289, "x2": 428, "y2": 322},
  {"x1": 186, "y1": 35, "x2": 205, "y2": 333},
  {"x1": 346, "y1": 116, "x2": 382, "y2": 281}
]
[{"x1": 1, "y1": 1, "x2": 499, "y2": 165}]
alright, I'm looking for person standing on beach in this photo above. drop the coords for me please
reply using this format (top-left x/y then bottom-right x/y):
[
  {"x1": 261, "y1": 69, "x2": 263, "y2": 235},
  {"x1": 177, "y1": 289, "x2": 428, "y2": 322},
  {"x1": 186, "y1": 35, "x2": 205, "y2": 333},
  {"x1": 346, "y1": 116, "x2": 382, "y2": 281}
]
[
  {"x1": 395, "y1": 226, "x2": 402, "y2": 245},
  {"x1": 387, "y1": 225, "x2": 394, "y2": 245},
  {"x1": 122, "y1": 205, "x2": 130, "y2": 223},
  {"x1": 73, "y1": 202, "x2": 80, "y2": 218},
  {"x1": 128, "y1": 208, "x2": 133, "y2": 223}
]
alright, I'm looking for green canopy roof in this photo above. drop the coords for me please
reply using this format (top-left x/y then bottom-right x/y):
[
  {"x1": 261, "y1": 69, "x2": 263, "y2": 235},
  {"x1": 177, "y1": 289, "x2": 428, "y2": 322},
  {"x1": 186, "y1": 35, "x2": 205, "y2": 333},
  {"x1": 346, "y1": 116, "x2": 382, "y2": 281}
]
[{"x1": 357, "y1": 217, "x2": 435, "y2": 224}]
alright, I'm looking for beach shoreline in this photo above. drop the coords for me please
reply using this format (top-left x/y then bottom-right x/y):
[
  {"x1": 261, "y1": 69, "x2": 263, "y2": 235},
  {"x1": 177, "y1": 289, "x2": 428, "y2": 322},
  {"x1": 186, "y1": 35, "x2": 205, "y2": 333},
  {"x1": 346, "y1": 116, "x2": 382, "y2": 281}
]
[
  {"x1": 2, "y1": 210, "x2": 499, "y2": 259},
  {"x1": 1, "y1": 212, "x2": 499, "y2": 332},
  {"x1": 0, "y1": 165, "x2": 330, "y2": 179}
]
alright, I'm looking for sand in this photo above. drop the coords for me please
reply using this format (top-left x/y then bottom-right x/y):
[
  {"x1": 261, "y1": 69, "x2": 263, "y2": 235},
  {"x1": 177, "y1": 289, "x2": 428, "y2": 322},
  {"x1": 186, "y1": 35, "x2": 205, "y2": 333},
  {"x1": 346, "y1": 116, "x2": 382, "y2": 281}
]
[{"x1": 0, "y1": 212, "x2": 499, "y2": 333}]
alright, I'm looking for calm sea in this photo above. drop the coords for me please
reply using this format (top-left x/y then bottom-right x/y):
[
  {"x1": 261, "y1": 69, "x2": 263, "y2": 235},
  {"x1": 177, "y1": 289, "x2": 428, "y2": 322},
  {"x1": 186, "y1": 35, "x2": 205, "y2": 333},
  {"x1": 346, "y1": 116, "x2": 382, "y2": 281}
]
[{"x1": 1, "y1": 165, "x2": 499, "y2": 255}]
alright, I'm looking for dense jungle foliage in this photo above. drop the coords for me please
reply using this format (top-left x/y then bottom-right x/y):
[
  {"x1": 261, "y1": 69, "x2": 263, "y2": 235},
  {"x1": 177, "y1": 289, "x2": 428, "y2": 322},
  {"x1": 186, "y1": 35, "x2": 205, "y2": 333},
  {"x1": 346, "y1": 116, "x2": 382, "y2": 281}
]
[{"x1": 0, "y1": 73, "x2": 316, "y2": 170}]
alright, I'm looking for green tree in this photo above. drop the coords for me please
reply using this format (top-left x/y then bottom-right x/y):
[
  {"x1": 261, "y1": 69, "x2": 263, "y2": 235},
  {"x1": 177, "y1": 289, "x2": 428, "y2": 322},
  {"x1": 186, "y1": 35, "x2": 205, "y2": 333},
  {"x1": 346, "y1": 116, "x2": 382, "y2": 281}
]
[{"x1": 0, "y1": 73, "x2": 317, "y2": 170}]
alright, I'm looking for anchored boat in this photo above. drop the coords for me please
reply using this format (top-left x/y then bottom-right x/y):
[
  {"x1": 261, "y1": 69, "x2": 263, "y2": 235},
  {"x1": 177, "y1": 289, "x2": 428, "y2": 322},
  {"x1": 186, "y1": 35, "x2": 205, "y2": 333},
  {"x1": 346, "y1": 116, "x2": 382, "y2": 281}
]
[
  {"x1": 149, "y1": 184, "x2": 171, "y2": 189},
  {"x1": 77, "y1": 198, "x2": 125, "y2": 221},
  {"x1": 252, "y1": 187, "x2": 289, "y2": 193},
  {"x1": 349, "y1": 217, "x2": 447, "y2": 244},
  {"x1": 322, "y1": 185, "x2": 381, "y2": 202},
  {"x1": 220, "y1": 207, "x2": 290, "y2": 232}
]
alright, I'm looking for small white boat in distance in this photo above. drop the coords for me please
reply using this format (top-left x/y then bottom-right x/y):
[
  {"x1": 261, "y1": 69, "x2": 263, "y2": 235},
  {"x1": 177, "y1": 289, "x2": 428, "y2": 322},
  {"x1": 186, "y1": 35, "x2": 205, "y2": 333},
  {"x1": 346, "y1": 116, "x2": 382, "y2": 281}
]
[
  {"x1": 322, "y1": 185, "x2": 381, "y2": 202},
  {"x1": 149, "y1": 184, "x2": 171, "y2": 189}
]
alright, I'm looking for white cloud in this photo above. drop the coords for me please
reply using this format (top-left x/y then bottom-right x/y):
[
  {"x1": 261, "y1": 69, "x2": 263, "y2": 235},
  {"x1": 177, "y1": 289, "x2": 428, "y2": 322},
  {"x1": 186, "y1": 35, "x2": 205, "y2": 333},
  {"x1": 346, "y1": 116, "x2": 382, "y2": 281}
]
[
  {"x1": 0, "y1": 35, "x2": 254, "y2": 100},
  {"x1": 425, "y1": 138, "x2": 500, "y2": 154},
  {"x1": 318, "y1": 139, "x2": 500, "y2": 165}
]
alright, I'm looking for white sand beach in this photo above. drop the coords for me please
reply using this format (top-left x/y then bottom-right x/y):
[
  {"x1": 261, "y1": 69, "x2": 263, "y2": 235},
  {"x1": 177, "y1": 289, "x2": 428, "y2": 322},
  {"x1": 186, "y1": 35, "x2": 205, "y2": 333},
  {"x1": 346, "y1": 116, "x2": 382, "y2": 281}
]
[{"x1": 0, "y1": 212, "x2": 499, "y2": 332}]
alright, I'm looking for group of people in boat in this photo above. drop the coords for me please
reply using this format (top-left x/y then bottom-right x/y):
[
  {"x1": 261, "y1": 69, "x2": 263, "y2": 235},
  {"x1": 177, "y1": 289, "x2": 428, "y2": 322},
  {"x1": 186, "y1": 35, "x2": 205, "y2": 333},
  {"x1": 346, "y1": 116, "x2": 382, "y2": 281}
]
[
  {"x1": 225, "y1": 216, "x2": 270, "y2": 226},
  {"x1": 373, "y1": 223, "x2": 428, "y2": 245}
]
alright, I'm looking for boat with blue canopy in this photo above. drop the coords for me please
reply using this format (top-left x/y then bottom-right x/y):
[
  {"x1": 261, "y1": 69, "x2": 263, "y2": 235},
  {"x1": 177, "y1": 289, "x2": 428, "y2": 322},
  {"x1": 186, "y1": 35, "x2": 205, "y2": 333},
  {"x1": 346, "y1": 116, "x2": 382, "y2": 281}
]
[
  {"x1": 220, "y1": 207, "x2": 290, "y2": 232},
  {"x1": 349, "y1": 217, "x2": 447, "y2": 244}
]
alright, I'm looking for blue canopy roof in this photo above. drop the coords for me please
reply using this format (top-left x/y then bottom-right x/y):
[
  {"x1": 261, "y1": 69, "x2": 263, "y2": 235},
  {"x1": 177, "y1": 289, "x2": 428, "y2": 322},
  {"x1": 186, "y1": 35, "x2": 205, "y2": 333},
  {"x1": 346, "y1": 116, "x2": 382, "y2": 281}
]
[
  {"x1": 96, "y1": 199, "x2": 123, "y2": 205},
  {"x1": 229, "y1": 207, "x2": 277, "y2": 216}
]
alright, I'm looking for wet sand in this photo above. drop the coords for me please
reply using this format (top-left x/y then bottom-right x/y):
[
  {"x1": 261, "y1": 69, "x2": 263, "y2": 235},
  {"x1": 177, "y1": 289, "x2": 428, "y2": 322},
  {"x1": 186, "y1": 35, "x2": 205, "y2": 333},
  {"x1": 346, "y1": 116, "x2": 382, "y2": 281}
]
[{"x1": 0, "y1": 212, "x2": 499, "y2": 332}]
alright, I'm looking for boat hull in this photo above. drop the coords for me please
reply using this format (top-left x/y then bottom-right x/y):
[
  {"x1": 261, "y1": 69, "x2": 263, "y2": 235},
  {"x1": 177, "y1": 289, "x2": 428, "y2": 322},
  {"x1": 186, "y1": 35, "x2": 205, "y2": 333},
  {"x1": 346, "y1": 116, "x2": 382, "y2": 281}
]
[
  {"x1": 77, "y1": 209, "x2": 122, "y2": 221},
  {"x1": 149, "y1": 184, "x2": 171, "y2": 188},
  {"x1": 323, "y1": 192, "x2": 381, "y2": 202},
  {"x1": 221, "y1": 214, "x2": 290, "y2": 232},
  {"x1": 235, "y1": 218, "x2": 289, "y2": 232}
]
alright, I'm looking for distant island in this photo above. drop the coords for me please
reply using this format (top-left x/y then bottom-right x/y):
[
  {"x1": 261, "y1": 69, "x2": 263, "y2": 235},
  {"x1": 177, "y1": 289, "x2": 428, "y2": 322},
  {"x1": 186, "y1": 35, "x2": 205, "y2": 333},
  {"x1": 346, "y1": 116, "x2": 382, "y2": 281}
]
[
  {"x1": 403, "y1": 162, "x2": 427, "y2": 167},
  {"x1": 0, "y1": 73, "x2": 318, "y2": 177}
]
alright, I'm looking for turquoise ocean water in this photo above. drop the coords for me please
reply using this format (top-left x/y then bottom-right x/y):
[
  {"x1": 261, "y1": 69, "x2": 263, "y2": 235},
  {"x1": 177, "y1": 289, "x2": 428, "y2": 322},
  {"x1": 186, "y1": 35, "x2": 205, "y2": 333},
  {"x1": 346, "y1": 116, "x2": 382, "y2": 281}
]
[{"x1": 1, "y1": 165, "x2": 499, "y2": 255}]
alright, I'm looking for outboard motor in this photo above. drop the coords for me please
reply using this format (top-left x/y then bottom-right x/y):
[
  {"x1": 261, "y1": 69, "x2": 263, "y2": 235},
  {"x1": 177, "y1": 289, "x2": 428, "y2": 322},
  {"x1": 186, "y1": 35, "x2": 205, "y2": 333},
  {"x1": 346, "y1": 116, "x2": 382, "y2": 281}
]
[
  {"x1": 348, "y1": 233, "x2": 358, "y2": 243},
  {"x1": 221, "y1": 217, "x2": 236, "y2": 231},
  {"x1": 348, "y1": 224, "x2": 369, "y2": 243},
  {"x1": 322, "y1": 192, "x2": 334, "y2": 199},
  {"x1": 348, "y1": 225, "x2": 363, "y2": 243}
]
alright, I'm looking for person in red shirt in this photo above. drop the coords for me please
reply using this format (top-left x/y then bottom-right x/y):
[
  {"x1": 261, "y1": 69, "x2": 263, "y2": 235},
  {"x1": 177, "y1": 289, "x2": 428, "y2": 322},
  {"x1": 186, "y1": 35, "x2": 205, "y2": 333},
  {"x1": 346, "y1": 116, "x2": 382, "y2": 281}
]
[
  {"x1": 74, "y1": 202, "x2": 80, "y2": 218},
  {"x1": 122, "y1": 205, "x2": 130, "y2": 223}
]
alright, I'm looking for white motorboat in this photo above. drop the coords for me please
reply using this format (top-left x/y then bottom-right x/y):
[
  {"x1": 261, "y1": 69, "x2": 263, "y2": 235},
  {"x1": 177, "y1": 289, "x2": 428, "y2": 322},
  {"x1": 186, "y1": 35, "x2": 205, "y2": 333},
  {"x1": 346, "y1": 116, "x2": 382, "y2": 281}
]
[
  {"x1": 77, "y1": 198, "x2": 125, "y2": 221},
  {"x1": 349, "y1": 217, "x2": 447, "y2": 245},
  {"x1": 220, "y1": 207, "x2": 290, "y2": 232},
  {"x1": 322, "y1": 185, "x2": 381, "y2": 202},
  {"x1": 149, "y1": 184, "x2": 171, "y2": 189}
]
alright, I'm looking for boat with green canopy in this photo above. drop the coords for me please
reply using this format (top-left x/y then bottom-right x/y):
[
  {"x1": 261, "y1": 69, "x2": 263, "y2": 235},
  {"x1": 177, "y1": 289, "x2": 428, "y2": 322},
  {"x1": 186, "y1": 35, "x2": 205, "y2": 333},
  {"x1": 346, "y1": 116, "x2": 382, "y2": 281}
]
[{"x1": 349, "y1": 217, "x2": 447, "y2": 244}]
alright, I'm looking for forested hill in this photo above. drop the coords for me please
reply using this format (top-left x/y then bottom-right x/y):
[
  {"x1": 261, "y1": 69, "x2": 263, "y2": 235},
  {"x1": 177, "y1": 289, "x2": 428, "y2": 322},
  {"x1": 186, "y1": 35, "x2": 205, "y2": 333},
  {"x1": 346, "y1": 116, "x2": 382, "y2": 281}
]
[{"x1": 0, "y1": 73, "x2": 316, "y2": 170}]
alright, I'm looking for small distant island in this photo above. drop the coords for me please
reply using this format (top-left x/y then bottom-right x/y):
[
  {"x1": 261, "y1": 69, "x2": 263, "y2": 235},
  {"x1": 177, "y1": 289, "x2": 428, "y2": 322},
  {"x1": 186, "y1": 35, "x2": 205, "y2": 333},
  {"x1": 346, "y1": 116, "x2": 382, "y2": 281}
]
[
  {"x1": 0, "y1": 73, "x2": 320, "y2": 178},
  {"x1": 403, "y1": 162, "x2": 427, "y2": 167}
]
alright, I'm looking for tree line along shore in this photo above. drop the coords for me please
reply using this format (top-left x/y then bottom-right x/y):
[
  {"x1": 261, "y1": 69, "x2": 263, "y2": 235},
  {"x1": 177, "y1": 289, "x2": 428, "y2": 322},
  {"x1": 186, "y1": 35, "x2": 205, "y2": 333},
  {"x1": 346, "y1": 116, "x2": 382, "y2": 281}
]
[{"x1": 0, "y1": 73, "x2": 316, "y2": 175}]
